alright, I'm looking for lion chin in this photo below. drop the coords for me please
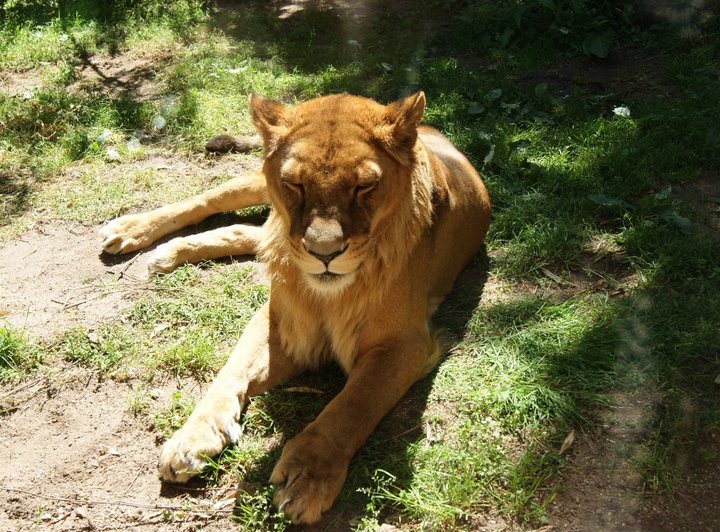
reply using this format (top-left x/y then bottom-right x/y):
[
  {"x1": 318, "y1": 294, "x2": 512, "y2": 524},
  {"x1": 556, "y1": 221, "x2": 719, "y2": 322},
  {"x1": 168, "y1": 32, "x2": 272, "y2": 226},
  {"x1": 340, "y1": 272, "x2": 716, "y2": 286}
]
[{"x1": 304, "y1": 270, "x2": 358, "y2": 295}]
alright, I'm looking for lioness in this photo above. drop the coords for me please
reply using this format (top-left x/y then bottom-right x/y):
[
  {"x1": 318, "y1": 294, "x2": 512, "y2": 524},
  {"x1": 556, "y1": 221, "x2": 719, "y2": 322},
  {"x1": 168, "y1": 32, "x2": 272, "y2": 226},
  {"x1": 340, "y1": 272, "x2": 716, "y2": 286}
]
[{"x1": 100, "y1": 92, "x2": 491, "y2": 524}]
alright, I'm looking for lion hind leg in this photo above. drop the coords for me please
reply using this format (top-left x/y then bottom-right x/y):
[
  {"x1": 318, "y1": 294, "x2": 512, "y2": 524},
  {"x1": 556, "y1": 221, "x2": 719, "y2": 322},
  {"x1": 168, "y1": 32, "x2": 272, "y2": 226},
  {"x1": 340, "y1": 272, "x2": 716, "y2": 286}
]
[
  {"x1": 147, "y1": 223, "x2": 264, "y2": 274},
  {"x1": 100, "y1": 171, "x2": 268, "y2": 255}
]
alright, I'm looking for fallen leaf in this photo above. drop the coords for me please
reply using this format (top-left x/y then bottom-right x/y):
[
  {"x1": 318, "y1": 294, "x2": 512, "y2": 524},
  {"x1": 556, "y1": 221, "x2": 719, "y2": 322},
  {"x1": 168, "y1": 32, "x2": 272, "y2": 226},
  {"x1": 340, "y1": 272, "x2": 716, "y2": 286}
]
[
  {"x1": 613, "y1": 105, "x2": 631, "y2": 118},
  {"x1": 0, "y1": 310, "x2": 9, "y2": 316},
  {"x1": 541, "y1": 267, "x2": 563, "y2": 284},
  {"x1": 213, "y1": 498, "x2": 235, "y2": 510},
  {"x1": 559, "y1": 429, "x2": 575, "y2": 455},
  {"x1": 715, "y1": 374, "x2": 720, "y2": 385}
]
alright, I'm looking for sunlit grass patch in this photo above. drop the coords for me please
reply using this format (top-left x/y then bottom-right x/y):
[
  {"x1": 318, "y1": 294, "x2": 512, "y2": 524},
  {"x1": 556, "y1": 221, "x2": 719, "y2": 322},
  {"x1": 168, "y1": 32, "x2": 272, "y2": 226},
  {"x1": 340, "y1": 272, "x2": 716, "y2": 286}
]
[
  {"x1": 0, "y1": 18, "x2": 98, "y2": 70},
  {"x1": 307, "y1": 293, "x2": 624, "y2": 528},
  {"x1": 232, "y1": 485, "x2": 292, "y2": 531},
  {"x1": 36, "y1": 161, "x2": 218, "y2": 223},
  {"x1": 131, "y1": 265, "x2": 267, "y2": 334},
  {"x1": 128, "y1": 265, "x2": 267, "y2": 380},
  {"x1": 55, "y1": 325, "x2": 138, "y2": 374},
  {"x1": 152, "y1": 389, "x2": 197, "y2": 440},
  {"x1": 0, "y1": 324, "x2": 43, "y2": 382}
]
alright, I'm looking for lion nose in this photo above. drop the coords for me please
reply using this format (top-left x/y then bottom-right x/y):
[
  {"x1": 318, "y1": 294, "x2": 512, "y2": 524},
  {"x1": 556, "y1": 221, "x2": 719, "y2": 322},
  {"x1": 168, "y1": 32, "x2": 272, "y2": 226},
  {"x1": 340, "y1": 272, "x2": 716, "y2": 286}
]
[{"x1": 303, "y1": 218, "x2": 347, "y2": 266}]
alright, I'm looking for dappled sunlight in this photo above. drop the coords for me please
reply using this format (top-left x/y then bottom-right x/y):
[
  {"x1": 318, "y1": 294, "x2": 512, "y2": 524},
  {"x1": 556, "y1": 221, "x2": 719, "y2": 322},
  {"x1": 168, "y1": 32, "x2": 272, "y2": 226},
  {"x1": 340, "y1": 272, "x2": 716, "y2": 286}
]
[{"x1": 1, "y1": 0, "x2": 719, "y2": 529}]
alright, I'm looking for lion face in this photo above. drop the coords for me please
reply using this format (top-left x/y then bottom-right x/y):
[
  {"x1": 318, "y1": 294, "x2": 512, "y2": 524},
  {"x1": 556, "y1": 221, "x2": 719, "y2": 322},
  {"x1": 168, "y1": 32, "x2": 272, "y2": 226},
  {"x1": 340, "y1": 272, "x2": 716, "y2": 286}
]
[{"x1": 250, "y1": 93, "x2": 426, "y2": 295}]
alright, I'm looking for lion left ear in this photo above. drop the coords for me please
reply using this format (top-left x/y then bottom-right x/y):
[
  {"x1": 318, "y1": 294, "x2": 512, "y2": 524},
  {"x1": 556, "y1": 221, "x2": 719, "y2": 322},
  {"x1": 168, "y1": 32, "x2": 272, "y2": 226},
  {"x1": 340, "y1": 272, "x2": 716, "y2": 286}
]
[
  {"x1": 249, "y1": 93, "x2": 288, "y2": 156},
  {"x1": 379, "y1": 91, "x2": 426, "y2": 163}
]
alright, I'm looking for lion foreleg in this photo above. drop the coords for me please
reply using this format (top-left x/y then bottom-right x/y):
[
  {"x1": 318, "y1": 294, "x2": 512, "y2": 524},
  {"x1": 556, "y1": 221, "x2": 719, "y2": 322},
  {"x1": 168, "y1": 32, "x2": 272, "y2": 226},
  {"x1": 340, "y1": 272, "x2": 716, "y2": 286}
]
[
  {"x1": 158, "y1": 303, "x2": 304, "y2": 482},
  {"x1": 270, "y1": 336, "x2": 432, "y2": 524},
  {"x1": 147, "y1": 223, "x2": 264, "y2": 273},
  {"x1": 100, "y1": 171, "x2": 268, "y2": 255}
]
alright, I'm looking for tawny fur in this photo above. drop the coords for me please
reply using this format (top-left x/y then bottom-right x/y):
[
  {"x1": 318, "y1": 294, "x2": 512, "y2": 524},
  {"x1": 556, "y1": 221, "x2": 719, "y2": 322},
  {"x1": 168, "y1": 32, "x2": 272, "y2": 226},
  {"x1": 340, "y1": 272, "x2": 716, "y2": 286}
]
[{"x1": 99, "y1": 91, "x2": 491, "y2": 524}]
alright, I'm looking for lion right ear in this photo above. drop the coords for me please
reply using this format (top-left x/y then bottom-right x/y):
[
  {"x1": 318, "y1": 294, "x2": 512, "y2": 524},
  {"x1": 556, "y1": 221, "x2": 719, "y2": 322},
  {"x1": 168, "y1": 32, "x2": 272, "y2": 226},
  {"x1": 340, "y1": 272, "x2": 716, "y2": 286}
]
[
  {"x1": 249, "y1": 93, "x2": 288, "y2": 155},
  {"x1": 377, "y1": 91, "x2": 426, "y2": 165}
]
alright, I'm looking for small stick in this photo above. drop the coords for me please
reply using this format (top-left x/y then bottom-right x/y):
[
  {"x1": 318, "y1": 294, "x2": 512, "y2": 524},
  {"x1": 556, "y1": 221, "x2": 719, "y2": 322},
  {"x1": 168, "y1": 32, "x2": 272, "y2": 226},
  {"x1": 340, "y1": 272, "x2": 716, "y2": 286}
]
[
  {"x1": 0, "y1": 375, "x2": 47, "y2": 399},
  {"x1": 116, "y1": 252, "x2": 142, "y2": 280}
]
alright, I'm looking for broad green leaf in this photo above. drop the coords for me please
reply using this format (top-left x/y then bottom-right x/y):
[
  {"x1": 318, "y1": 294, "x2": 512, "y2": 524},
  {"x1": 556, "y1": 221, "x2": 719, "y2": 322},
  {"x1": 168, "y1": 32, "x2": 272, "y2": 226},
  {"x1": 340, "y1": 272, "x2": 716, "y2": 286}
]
[
  {"x1": 583, "y1": 34, "x2": 611, "y2": 58},
  {"x1": 588, "y1": 194, "x2": 632, "y2": 209},
  {"x1": 485, "y1": 89, "x2": 502, "y2": 102},
  {"x1": 467, "y1": 102, "x2": 485, "y2": 115},
  {"x1": 661, "y1": 211, "x2": 693, "y2": 233}
]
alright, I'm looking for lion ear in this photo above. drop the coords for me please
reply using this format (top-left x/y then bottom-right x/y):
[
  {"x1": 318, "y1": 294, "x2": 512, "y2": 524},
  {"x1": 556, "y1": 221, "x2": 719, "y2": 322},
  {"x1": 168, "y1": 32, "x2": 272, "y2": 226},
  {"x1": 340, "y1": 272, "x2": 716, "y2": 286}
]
[
  {"x1": 249, "y1": 93, "x2": 288, "y2": 155},
  {"x1": 379, "y1": 91, "x2": 426, "y2": 163}
]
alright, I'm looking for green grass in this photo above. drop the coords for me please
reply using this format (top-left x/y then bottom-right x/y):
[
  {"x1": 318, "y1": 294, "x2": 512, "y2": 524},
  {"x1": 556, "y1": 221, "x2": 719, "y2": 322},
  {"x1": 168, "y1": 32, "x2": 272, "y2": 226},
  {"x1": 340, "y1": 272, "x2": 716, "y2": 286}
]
[
  {"x1": 55, "y1": 325, "x2": 136, "y2": 373},
  {"x1": 129, "y1": 265, "x2": 268, "y2": 379},
  {"x1": 1, "y1": 0, "x2": 720, "y2": 529},
  {"x1": 152, "y1": 389, "x2": 198, "y2": 440},
  {"x1": 0, "y1": 325, "x2": 43, "y2": 382}
]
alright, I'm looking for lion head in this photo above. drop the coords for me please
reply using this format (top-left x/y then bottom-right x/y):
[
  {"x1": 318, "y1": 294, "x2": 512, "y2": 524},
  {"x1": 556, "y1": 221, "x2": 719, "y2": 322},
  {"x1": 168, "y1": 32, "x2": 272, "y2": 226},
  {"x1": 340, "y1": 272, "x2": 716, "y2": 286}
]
[{"x1": 250, "y1": 92, "x2": 433, "y2": 296}]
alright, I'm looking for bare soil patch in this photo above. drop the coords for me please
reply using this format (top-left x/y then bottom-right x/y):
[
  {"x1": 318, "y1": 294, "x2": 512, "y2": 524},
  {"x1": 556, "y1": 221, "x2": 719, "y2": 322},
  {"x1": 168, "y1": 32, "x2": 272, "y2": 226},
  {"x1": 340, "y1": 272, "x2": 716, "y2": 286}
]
[
  {"x1": 547, "y1": 392, "x2": 657, "y2": 531},
  {"x1": 518, "y1": 47, "x2": 671, "y2": 99},
  {"x1": 0, "y1": 222, "x2": 148, "y2": 339},
  {"x1": 0, "y1": 150, "x2": 264, "y2": 338},
  {"x1": 0, "y1": 219, "x2": 268, "y2": 531},
  {"x1": 639, "y1": 430, "x2": 720, "y2": 532},
  {"x1": 70, "y1": 50, "x2": 176, "y2": 101},
  {"x1": 0, "y1": 67, "x2": 52, "y2": 97},
  {"x1": 0, "y1": 370, "x2": 237, "y2": 531}
]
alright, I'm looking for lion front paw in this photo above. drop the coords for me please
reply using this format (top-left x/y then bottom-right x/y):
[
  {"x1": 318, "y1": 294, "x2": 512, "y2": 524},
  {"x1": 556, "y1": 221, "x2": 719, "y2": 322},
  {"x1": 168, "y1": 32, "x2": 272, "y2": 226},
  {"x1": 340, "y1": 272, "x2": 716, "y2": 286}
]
[
  {"x1": 270, "y1": 431, "x2": 349, "y2": 524},
  {"x1": 147, "y1": 242, "x2": 181, "y2": 274},
  {"x1": 158, "y1": 410, "x2": 241, "y2": 483},
  {"x1": 99, "y1": 213, "x2": 160, "y2": 255}
]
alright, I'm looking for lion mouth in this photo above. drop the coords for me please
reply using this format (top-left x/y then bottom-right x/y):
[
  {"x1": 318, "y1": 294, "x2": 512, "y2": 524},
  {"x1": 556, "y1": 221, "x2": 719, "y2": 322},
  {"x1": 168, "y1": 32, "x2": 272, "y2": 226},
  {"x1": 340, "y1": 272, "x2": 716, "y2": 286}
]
[{"x1": 314, "y1": 272, "x2": 344, "y2": 282}]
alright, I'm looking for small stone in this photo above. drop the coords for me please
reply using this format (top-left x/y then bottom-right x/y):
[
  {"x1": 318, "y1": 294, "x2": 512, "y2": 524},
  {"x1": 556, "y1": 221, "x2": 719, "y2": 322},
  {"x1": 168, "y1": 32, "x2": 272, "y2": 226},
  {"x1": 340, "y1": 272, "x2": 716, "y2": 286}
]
[
  {"x1": 205, "y1": 134, "x2": 260, "y2": 153},
  {"x1": 379, "y1": 525, "x2": 399, "y2": 532}
]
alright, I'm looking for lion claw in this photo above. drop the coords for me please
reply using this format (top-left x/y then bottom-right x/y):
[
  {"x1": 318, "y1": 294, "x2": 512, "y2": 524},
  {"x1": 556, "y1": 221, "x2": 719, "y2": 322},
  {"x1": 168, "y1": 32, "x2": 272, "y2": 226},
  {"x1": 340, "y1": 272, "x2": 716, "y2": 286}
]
[
  {"x1": 277, "y1": 497, "x2": 293, "y2": 513},
  {"x1": 157, "y1": 403, "x2": 241, "y2": 483},
  {"x1": 99, "y1": 214, "x2": 155, "y2": 255},
  {"x1": 269, "y1": 433, "x2": 348, "y2": 524}
]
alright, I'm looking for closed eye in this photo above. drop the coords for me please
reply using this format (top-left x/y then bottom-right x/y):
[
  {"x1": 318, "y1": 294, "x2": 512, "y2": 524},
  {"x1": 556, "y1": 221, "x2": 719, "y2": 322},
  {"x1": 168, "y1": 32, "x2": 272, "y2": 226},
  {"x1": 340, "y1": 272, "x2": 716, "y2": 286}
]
[
  {"x1": 355, "y1": 181, "x2": 378, "y2": 197},
  {"x1": 282, "y1": 181, "x2": 304, "y2": 195}
]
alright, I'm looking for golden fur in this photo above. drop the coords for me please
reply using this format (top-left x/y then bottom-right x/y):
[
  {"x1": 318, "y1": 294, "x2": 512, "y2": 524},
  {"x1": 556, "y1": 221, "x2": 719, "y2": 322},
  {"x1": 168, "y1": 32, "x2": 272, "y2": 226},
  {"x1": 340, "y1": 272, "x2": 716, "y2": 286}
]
[{"x1": 99, "y1": 91, "x2": 491, "y2": 524}]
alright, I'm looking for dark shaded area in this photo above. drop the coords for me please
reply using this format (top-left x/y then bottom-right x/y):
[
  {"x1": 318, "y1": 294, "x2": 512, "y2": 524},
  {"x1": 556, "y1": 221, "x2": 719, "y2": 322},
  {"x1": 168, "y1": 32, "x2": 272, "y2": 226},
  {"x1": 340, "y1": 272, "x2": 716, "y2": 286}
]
[{"x1": 0, "y1": 174, "x2": 32, "y2": 225}]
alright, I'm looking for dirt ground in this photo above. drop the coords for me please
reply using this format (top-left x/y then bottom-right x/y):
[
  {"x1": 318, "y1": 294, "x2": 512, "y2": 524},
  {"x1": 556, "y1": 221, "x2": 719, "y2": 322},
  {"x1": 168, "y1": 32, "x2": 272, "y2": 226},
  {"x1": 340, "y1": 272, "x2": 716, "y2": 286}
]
[
  {"x1": 0, "y1": 221, "x2": 240, "y2": 531},
  {"x1": 2, "y1": 2, "x2": 720, "y2": 530},
  {"x1": 0, "y1": 223, "x2": 147, "y2": 337}
]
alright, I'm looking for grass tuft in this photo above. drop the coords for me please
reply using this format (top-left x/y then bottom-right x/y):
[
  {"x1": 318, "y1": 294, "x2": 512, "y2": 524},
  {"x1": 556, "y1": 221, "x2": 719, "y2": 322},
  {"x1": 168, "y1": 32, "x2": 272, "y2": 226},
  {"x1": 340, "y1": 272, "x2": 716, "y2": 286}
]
[
  {"x1": 55, "y1": 326, "x2": 136, "y2": 374},
  {"x1": 0, "y1": 325, "x2": 43, "y2": 382}
]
